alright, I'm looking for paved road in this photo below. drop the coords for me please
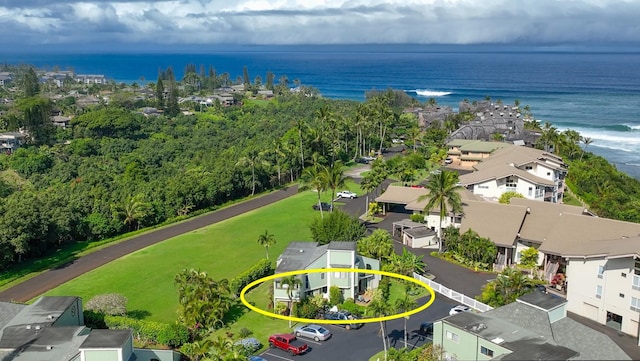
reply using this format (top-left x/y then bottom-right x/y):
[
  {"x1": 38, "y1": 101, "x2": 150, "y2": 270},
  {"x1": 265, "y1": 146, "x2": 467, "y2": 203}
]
[{"x1": 0, "y1": 185, "x2": 300, "y2": 303}]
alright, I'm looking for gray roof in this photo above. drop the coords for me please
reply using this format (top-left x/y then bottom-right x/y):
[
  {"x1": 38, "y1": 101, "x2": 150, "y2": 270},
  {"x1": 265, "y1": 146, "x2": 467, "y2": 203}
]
[
  {"x1": 8, "y1": 326, "x2": 90, "y2": 361},
  {"x1": 486, "y1": 296, "x2": 630, "y2": 360},
  {"x1": 276, "y1": 242, "x2": 324, "y2": 273},
  {"x1": 517, "y1": 291, "x2": 566, "y2": 311},
  {"x1": 0, "y1": 302, "x2": 26, "y2": 330},
  {"x1": 443, "y1": 311, "x2": 577, "y2": 360},
  {"x1": 328, "y1": 241, "x2": 356, "y2": 251},
  {"x1": 80, "y1": 329, "x2": 132, "y2": 349},
  {"x1": 403, "y1": 226, "x2": 436, "y2": 238}
]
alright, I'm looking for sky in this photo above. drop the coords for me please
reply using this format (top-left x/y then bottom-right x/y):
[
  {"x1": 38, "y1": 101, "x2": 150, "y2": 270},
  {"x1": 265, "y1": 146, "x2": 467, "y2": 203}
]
[{"x1": 2, "y1": 0, "x2": 640, "y2": 51}]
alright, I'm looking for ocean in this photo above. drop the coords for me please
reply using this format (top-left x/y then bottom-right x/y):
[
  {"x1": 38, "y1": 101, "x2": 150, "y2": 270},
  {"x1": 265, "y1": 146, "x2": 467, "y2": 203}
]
[{"x1": 4, "y1": 45, "x2": 640, "y2": 178}]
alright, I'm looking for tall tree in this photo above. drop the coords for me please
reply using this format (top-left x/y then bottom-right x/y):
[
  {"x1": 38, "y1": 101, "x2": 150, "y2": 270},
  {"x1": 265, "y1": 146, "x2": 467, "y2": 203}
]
[
  {"x1": 256, "y1": 229, "x2": 276, "y2": 260},
  {"x1": 22, "y1": 67, "x2": 40, "y2": 97},
  {"x1": 367, "y1": 293, "x2": 391, "y2": 361},
  {"x1": 281, "y1": 275, "x2": 301, "y2": 327},
  {"x1": 395, "y1": 287, "x2": 417, "y2": 349},
  {"x1": 320, "y1": 161, "x2": 349, "y2": 209},
  {"x1": 417, "y1": 170, "x2": 463, "y2": 252},
  {"x1": 242, "y1": 66, "x2": 250, "y2": 89},
  {"x1": 299, "y1": 165, "x2": 326, "y2": 218},
  {"x1": 581, "y1": 136, "x2": 593, "y2": 161},
  {"x1": 155, "y1": 76, "x2": 165, "y2": 109},
  {"x1": 174, "y1": 269, "x2": 233, "y2": 331}
]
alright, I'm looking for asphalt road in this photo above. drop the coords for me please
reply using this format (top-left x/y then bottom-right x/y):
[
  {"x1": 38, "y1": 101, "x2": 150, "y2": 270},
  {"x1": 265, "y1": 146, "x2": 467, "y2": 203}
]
[
  {"x1": 257, "y1": 296, "x2": 457, "y2": 361},
  {"x1": 0, "y1": 185, "x2": 300, "y2": 303}
]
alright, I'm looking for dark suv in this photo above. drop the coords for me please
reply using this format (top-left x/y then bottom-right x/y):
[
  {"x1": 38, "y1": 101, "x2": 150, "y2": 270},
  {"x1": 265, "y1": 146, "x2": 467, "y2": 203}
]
[{"x1": 312, "y1": 202, "x2": 333, "y2": 211}]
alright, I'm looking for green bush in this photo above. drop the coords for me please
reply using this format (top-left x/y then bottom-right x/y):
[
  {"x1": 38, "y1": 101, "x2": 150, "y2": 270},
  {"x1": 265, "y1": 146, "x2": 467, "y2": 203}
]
[
  {"x1": 83, "y1": 310, "x2": 106, "y2": 329},
  {"x1": 409, "y1": 213, "x2": 424, "y2": 223},
  {"x1": 329, "y1": 285, "x2": 344, "y2": 306},
  {"x1": 238, "y1": 327, "x2": 253, "y2": 338},
  {"x1": 104, "y1": 315, "x2": 188, "y2": 347},
  {"x1": 230, "y1": 258, "x2": 274, "y2": 295},
  {"x1": 379, "y1": 277, "x2": 391, "y2": 301},
  {"x1": 340, "y1": 299, "x2": 363, "y2": 316},
  {"x1": 294, "y1": 298, "x2": 322, "y2": 319}
]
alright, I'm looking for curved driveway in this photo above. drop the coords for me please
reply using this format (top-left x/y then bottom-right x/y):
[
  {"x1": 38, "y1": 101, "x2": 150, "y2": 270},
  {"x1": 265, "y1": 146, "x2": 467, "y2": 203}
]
[{"x1": 0, "y1": 185, "x2": 299, "y2": 303}]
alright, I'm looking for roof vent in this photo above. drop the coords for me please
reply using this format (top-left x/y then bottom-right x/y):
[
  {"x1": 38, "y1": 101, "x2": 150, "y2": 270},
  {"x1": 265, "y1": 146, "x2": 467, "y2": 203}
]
[
  {"x1": 34, "y1": 325, "x2": 41, "y2": 330},
  {"x1": 491, "y1": 337, "x2": 505, "y2": 344},
  {"x1": 47, "y1": 314, "x2": 56, "y2": 320},
  {"x1": 299, "y1": 249, "x2": 304, "y2": 253},
  {"x1": 26, "y1": 325, "x2": 32, "y2": 330},
  {"x1": 46, "y1": 346, "x2": 53, "y2": 350}
]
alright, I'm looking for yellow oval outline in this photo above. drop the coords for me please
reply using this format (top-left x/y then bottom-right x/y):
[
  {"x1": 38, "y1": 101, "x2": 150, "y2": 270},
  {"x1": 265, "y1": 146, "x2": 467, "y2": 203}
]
[{"x1": 239, "y1": 268, "x2": 435, "y2": 324}]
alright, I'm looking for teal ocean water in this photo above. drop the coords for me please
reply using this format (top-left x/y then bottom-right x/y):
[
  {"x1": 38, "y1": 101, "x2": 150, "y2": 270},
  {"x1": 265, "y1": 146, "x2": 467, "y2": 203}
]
[{"x1": 5, "y1": 45, "x2": 640, "y2": 178}]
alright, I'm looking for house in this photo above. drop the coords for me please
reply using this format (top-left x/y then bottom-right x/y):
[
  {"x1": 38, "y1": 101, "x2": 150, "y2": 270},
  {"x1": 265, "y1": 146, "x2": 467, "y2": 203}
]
[
  {"x1": 445, "y1": 139, "x2": 509, "y2": 168},
  {"x1": 52, "y1": 115, "x2": 72, "y2": 129},
  {"x1": 274, "y1": 242, "x2": 380, "y2": 305},
  {"x1": 0, "y1": 132, "x2": 27, "y2": 154},
  {"x1": 0, "y1": 296, "x2": 181, "y2": 361},
  {"x1": 0, "y1": 72, "x2": 12, "y2": 87},
  {"x1": 459, "y1": 144, "x2": 568, "y2": 203},
  {"x1": 75, "y1": 74, "x2": 107, "y2": 85},
  {"x1": 434, "y1": 291, "x2": 631, "y2": 360}
]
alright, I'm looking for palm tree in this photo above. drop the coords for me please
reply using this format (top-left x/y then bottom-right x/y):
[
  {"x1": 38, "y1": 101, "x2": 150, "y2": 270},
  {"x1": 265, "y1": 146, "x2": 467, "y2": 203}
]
[
  {"x1": 367, "y1": 295, "x2": 391, "y2": 361},
  {"x1": 235, "y1": 147, "x2": 267, "y2": 196},
  {"x1": 581, "y1": 136, "x2": 593, "y2": 161},
  {"x1": 395, "y1": 288, "x2": 417, "y2": 349},
  {"x1": 281, "y1": 275, "x2": 302, "y2": 327},
  {"x1": 417, "y1": 171, "x2": 464, "y2": 253},
  {"x1": 408, "y1": 126, "x2": 421, "y2": 153},
  {"x1": 299, "y1": 165, "x2": 327, "y2": 218},
  {"x1": 256, "y1": 229, "x2": 276, "y2": 260},
  {"x1": 385, "y1": 248, "x2": 426, "y2": 277},
  {"x1": 321, "y1": 161, "x2": 349, "y2": 209},
  {"x1": 119, "y1": 194, "x2": 150, "y2": 230}
]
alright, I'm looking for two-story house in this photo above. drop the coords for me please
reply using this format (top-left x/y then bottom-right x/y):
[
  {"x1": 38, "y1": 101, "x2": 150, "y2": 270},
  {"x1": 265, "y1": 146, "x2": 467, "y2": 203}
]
[
  {"x1": 0, "y1": 132, "x2": 27, "y2": 154},
  {"x1": 0, "y1": 296, "x2": 180, "y2": 361},
  {"x1": 434, "y1": 291, "x2": 630, "y2": 360},
  {"x1": 445, "y1": 139, "x2": 508, "y2": 168},
  {"x1": 459, "y1": 144, "x2": 568, "y2": 203},
  {"x1": 273, "y1": 242, "x2": 380, "y2": 306}
]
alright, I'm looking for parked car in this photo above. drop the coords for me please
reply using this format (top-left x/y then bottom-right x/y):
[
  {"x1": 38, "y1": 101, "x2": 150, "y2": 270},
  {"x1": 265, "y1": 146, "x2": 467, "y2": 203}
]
[
  {"x1": 312, "y1": 202, "x2": 333, "y2": 211},
  {"x1": 323, "y1": 311, "x2": 364, "y2": 330},
  {"x1": 444, "y1": 157, "x2": 453, "y2": 164},
  {"x1": 449, "y1": 304, "x2": 470, "y2": 316},
  {"x1": 248, "y1": 357, "x2": 267, "y2": 361},
  {"x1": 418, "y1": 322, "x2": 433, "y2": 336},
  {"x1": 294, "y1": 324, "x2": 332, "y2": 341},
  {"x1": 363, "y1": 156, "x2": 377, "y2": 162},
  {"x1": 268, "y1": 334, "x2": 308, "y2": 355},
  {"x1": 337, "y1": 190, "x2": 357, "y2": 199},
  {"x1": 355, "y1": 157, "x2": 369, "y2": 164}
]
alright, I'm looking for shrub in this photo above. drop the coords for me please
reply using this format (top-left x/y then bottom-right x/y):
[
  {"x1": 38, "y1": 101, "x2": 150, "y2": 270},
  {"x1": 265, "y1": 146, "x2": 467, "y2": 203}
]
[
  {"x1": 234, "y1": 338, "x2": 261, "y2": 355},
  {"x1": 368, "y1": 202, "x2": 383, "y2": 216},
  {"x1": 378, "y1": 277, "x2": 391, "y2": 301},
  {"x1": 238, "y1": 327, "x2": 253, "y2": 338},
  {"x1": 340, "y1": 299, "x2": 363, "y2": 316},
  {"x1": 104, "y1": 315, "x2": 188, "y2": 347},
  {"x1": 295, "y1": 298, "x2": 323, "y2": 319},
  {"x1": 85, "y1": 293, "x2": 128, "y2": 316},
  {"x1": 520, "y1": 247, "x2": 539, "y2": 268},
  {"x1": 83, "y1": 310, "x2": 106, "y2": 329},
  {"x1": 230, "y1": 258, "x2": 274, "y2": 295},
  {"x1": 329, "y1": 285, "x2": 344, "y2": 306},
  {"x1": 409, "y1": 213, "x2": 424, "y2": 223}
]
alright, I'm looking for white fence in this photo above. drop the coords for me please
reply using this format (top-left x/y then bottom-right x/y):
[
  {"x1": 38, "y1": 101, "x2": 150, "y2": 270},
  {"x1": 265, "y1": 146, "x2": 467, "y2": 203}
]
[{"x1": 413, "y1": 272, "x2": 493, "y2": 313}]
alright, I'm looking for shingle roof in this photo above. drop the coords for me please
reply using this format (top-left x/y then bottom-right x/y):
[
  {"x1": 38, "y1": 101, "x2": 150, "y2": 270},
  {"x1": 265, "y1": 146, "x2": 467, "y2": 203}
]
[
  {"x1": 375, "y1": 185, "x2": 428, "y2": 205},
  {"x1": 459, "y1": 162, "x2": 556, "y2": 187},
  {"x1": 79, "y1": 329, "x2": 132, "y2": 349},
  {"x1": 511, "y1": 197, "x2": 589, "y2": 243},
  {"x1": 275, "y1": 242, "x2": 322, "y2": 273},
  {"x1": 459, "y1": 201, "x2": 528, "y2": 247},
  {"x1": 539, "y1": 213, "x2": 640, "y2": 257}
]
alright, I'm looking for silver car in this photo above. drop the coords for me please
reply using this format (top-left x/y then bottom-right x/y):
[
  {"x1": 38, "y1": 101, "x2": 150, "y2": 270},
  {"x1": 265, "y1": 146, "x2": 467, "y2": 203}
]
[{"x1": 294, "y1": 324, "x2": 332, "y2": 341}]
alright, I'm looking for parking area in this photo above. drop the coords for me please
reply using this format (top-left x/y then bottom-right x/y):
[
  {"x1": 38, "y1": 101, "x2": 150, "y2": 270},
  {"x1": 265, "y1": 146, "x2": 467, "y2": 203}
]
[{"x1": 255, "y1": 295, "x2": 457, "y2": 361}]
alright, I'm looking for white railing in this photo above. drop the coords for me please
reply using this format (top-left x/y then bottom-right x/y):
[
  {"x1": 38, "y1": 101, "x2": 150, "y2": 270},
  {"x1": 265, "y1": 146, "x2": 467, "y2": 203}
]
[{"x1": 413, "y1": 272, "x2": 493, "y2": 313}]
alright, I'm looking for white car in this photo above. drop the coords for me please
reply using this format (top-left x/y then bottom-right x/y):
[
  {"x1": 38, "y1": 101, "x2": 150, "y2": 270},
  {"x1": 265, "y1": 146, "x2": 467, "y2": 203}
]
[
  {"x1": 337, "y1": 190, "x2": 357, "y2": 199},
  {"x1": 449, "y1": 305, "x2": 470, "y2": 316}
]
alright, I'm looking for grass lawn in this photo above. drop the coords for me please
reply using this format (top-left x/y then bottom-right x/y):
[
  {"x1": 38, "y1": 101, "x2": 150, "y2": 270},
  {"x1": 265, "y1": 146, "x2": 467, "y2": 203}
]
[{"x1": 42, "y1": 182, "x2": 361, "y2": 323}]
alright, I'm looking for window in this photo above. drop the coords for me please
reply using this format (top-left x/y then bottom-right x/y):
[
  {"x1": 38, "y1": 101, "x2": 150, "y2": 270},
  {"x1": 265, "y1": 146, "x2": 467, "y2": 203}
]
[
  {"x1": 528, "y1": 187, "x2": 533, "y2": 196},
  {"x1": 631, "y1": 297, "x2": 640, "y2": 312},
  {"x1": 598, "y1": 265, "x2": 605, "y2": 279},
  {"x1": 334, "y1": 272, "x2": 341, "y2": 278},
  {"x1": 633, "y1": 275, "x2": 640, "y2": 291},
  {"x1": 445, "y1": 330, "x2": 459, "y2": 342},
  {"x1": 480, "y1": 346, "x2": 494, "y2": 357},
  {"x1": 596, "y1": 285, "x2": 603, "y2": 299}
]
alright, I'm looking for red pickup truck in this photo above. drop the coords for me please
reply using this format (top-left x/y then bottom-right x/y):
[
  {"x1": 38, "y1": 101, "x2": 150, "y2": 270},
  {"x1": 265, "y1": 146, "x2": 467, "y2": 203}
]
[{"x1": 268, "y1": 333, "x2": 308, "y2": 355}]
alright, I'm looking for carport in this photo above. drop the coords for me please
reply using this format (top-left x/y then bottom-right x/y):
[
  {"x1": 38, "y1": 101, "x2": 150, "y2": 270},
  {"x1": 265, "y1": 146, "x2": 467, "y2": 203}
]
[{"x1": 375, "y1": 185, "x2": 428, "y2": 214}]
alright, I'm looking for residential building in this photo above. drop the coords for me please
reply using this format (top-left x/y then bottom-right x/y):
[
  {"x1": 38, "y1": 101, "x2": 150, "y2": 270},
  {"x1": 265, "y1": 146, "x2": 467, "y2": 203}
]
[
  {"x1": 0, "y1": 296, "x2": 181, "y2": 361},
  {"x1": 273, "y1": 242, "x2": 380, "y2": 305},
  {"x1": 445, "y1": 139, "x2": 509, "y2": 168},
  {"x1": 75, "y1": 74, "x2": 107, "y2": 85},
  {"x1": 434, "y1": 291, "x2": 631, "y2": 360},
  {"x1": 0, "y1": 132, "x2": 27, "y2": 154},
  {"x1": 459, "y1": 144, "x2": 568, "y2": 203},
  {"x1": 0, "y1": 72, "x2": 11, "y2": 87}
]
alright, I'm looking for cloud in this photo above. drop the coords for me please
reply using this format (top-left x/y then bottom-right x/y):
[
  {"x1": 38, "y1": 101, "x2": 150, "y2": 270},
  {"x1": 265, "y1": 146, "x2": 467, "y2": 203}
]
[{"x1": 1, "y1": 0, "x2": 639, "y2": 50}]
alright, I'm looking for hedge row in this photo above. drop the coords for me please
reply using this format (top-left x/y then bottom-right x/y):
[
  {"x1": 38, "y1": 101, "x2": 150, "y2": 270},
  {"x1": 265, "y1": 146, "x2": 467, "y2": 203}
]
[
  {"x1": 104, "y1": 315, "x2": 189, "y2": 347},
  {"x1": 230, "y1": 258, "x2": 274, "y2": 295}
]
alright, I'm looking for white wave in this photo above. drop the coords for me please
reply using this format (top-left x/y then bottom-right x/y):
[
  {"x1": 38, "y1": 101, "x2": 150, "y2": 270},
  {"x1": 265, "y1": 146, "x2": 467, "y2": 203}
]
[
  {"x1": 412, "y1": 89, "x2": 452, "y2": 97},
  {"x1": 624, "y1": 123, "x2": 640, "y2": 131}
]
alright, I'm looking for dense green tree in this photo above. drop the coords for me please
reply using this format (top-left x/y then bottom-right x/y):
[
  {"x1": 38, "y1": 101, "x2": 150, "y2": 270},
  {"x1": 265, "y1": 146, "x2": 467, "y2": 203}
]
[
  {"x1": 357, "y1": 229, "x2": 394, "y2": 262},
  {"x1": 384, "y1": 248, "x2": 426, "y2": 277},
  {"x1": 15, "y1": 97, "x2": 55, "y2": 145},
  {"x1": 22, "y1": 66, "x2": 40, "y2": 97},
  {"x1": 478, "y1": 267, "x2": 536, "y2": 307},
  {"x1": 309, "y1": 209, "x2": 366, "y2": 245},
  {"x1": 174, "y1": 269, "x2": 233, "y2": 332},
  {"x1": 498, "y1": 191, "x2": 525, "y2": 204},
  {"x1": 320, "y1": 161, "x2": 348, "y2": 209}
]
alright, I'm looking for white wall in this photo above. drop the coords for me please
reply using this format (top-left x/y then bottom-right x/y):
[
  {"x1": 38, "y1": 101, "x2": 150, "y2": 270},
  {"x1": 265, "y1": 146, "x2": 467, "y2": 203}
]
[{"x1": 566, "y1": 257, "x2": 640, "y2": 338}]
